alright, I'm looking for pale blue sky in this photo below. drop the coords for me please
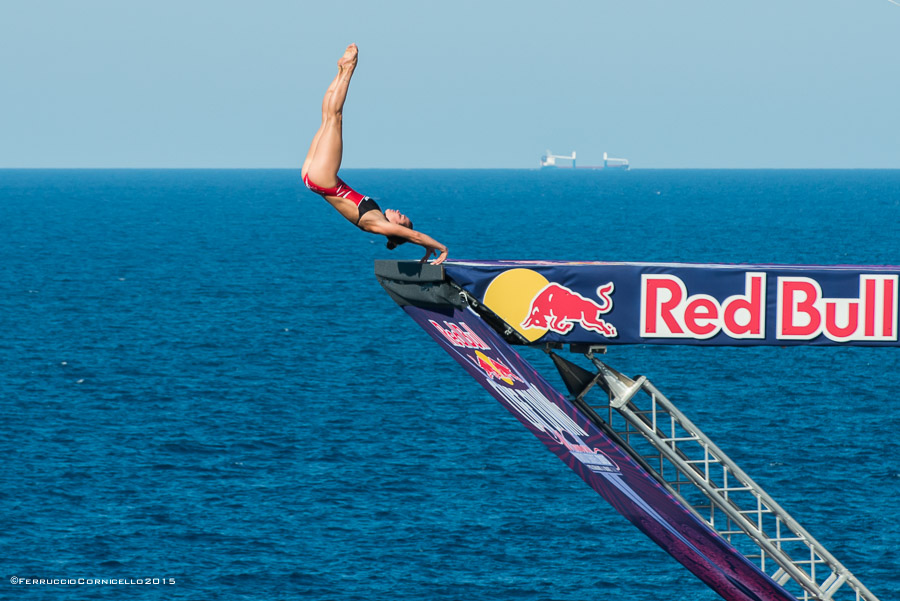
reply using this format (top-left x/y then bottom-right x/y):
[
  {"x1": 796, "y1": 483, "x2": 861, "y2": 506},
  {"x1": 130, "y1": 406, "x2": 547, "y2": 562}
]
[{"x1": 1, "y1": 0, "x2": 898, "y2": 168}]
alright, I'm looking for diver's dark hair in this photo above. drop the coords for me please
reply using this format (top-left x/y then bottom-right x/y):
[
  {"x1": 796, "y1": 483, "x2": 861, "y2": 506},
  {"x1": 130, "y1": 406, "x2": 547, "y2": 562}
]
[{"x1": 386, "y1": 218, "x2": 414, "y2": 250}]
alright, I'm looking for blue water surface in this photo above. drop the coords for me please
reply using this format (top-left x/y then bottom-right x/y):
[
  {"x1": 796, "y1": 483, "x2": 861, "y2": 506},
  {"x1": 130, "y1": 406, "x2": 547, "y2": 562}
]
[{"x1": 0, "y1": 169, "x2": 898, "y2": 600}]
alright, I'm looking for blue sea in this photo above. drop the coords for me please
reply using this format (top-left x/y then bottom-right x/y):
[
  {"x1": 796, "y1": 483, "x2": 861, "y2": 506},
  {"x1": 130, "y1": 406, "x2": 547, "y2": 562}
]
[{"x1": 1, "y1": 169, "x2": 898, "y2": 600}]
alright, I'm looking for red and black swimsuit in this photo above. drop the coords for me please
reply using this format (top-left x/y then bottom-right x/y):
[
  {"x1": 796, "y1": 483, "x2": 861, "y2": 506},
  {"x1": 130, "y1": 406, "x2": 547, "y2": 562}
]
[{"x1": 303, "y1": 173, "x2": 381, "y2": 226}]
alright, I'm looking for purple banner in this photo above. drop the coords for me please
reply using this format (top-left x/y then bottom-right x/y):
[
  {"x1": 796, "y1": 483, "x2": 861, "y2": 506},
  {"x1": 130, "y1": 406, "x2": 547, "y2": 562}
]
[
  {"x1": 443, "y1": 260, "x2": 900, "y2": 346},
  {"x1": 404, "y1": 303, "x2": 795, "y2": 601}
]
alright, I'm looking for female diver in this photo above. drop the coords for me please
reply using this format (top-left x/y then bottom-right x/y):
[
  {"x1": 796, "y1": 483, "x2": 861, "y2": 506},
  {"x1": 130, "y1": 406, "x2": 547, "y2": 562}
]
[{"x1": 301, "y1": 44, "x2": 449, "y2": 265}]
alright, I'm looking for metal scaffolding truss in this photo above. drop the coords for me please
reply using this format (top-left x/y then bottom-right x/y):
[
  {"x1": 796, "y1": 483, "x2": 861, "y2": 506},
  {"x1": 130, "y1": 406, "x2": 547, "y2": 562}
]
[{"x1": 554, "y1": 348, "x2": 881, "y2": 601}]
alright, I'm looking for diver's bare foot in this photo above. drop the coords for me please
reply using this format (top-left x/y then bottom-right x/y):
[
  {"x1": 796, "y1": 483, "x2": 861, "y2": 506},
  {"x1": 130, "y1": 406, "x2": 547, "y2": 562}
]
[{"x1": 337, "y1": 43, "x2": 358, "y2": 71}]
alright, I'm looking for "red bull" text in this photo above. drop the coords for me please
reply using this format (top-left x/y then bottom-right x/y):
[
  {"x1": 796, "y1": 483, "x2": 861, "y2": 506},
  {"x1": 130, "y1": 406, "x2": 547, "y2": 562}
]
[
  {"x1": 778, "y1": 275, "x2": 897, "y2": 342},
  {"x1": 429, "y1": 320, "x2": 490, "y2": 350},
  {"x1": 641, "y1": 272, "x2": 897, "y2": 342},
  {"x1": 641, "y1": 273, "x2": 766, "y2": 340}
]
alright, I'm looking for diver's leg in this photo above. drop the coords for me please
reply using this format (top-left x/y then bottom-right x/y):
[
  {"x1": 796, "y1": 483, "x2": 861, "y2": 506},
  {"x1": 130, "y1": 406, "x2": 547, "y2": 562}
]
[
  {"x1": 305, "y1": 44, "x2": 358, "y2": 188},
  {"x1": 301, "y1": 70, "x2": 342, "y2": 177}
]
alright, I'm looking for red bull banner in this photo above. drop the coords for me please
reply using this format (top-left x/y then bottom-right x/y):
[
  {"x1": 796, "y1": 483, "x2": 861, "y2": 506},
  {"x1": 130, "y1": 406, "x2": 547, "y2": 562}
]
[
  {"x1": 443, "y1": 260, "x2": 900, "y2": 347},
  {"x1": 402, "y1": 303, "x2": 796, "y2": 601}
]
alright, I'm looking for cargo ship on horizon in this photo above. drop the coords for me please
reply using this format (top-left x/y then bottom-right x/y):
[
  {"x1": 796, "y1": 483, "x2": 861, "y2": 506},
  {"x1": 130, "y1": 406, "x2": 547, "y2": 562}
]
[{"x1": 540, "y1": 150, "x2": 630, "y2": 170}]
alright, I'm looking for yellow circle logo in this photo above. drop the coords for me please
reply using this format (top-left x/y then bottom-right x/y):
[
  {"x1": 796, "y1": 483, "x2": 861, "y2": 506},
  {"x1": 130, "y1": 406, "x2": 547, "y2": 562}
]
[{"x1": 483, "y1": 269, "x2": 550, "y2": 342}]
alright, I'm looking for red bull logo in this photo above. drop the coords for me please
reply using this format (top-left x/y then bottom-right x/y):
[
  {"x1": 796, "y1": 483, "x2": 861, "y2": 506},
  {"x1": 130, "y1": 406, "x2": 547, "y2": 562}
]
[
  {"x1": 521, "y1": 282, "x2": 617, "y2": 337},
  {"x1": 474, "y1": 350, "x2": 523, "y2": 386}
]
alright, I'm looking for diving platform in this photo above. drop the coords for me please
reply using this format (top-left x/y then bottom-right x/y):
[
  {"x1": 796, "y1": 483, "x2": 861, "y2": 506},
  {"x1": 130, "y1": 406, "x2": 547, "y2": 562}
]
[{"x1": 375, "y1": 260, "x2": 894, "y2": 601}]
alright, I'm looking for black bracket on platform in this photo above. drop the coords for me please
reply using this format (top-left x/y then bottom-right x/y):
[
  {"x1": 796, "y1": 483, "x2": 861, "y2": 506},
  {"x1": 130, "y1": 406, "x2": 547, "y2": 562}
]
[
  {"x1": 374, "y1": 260, "x2": 529, "y2": 346},
  {"x1": 374, "y1": 260, "x2": 463, "y2": 311},
  {"x1": 569, "y1": 343, "x2": 607, "y2": 355}
]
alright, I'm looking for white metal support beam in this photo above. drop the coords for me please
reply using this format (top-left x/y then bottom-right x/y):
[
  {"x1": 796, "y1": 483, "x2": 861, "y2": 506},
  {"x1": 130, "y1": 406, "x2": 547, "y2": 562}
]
[{"x1": 577, "y1": 354, "x2": 880, "y2": 601}]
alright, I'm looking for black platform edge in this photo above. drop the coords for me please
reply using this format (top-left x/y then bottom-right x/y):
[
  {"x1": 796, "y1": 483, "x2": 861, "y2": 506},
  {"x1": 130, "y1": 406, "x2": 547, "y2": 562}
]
[
  {"x1": 375, "y1": 260, "x2": 461, "y2": 310},
  {"x1": 374, "y1": 260, "x2": 445, "y2": 283}
]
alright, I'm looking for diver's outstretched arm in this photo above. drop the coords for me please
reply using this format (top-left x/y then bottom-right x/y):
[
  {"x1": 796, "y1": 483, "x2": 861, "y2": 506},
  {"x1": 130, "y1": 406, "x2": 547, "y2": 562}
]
[{"x1": 364, "y1": 221, "x2": 449, "y2": 266}]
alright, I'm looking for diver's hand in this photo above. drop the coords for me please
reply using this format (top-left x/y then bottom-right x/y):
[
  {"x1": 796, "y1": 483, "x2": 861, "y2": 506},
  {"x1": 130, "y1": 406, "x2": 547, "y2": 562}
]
[
  {"x1": 431, "y1": 246, "x2": 448, "y2": 266},
  {"x1": 420, "y1": 246, "x2": 448, "y2": 265}
]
